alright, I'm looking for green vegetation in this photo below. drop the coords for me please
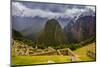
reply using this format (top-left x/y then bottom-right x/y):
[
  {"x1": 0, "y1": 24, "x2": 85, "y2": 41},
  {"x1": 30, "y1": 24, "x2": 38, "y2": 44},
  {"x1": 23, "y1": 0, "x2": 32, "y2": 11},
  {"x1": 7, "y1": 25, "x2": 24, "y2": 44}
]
[
  {"x1": 12, "y1": 56, "x2": 71, "y2": 65},
  {"x1": 65, "y1": 35, "x2": 96, "y2": 50},
  {"x1": 12, "y1": 29, "x2": 23, "y2": 39},
  {"x1": 74, "y1": 42, "x2": 96, "y2": 61}
]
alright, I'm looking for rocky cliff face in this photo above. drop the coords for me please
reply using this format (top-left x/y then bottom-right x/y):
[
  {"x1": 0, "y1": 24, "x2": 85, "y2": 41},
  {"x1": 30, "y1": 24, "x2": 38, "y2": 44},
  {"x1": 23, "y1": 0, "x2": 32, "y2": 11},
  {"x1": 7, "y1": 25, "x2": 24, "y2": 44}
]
[{"x1": 64, "y1": 15, "x2": 96, "y2": 43}]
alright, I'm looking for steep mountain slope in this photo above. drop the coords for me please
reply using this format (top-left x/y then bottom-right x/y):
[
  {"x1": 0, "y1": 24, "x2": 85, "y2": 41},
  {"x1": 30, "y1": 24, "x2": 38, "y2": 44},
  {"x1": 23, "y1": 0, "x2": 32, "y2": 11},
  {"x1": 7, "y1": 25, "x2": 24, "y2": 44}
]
[
  {"x1": 12, "y1": 29, "x2": 23, "y2": 40},
  {"x1": 64, "y1": 15, "x2": 96, "y2": 43},
  {"x1": 37, "y1": 19, "x2": 66, "y2": 47},
  {"x1": 72, "y1": 16, "x2": 96, "y2": 41}
]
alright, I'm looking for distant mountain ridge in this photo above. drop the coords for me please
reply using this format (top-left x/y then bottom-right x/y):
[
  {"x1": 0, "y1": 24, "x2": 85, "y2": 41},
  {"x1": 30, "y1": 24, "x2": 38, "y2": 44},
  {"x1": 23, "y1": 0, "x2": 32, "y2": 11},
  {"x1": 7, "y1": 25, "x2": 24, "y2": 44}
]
[{"x1": 12, "y1": 8, "x2": 96, "y2": 44}]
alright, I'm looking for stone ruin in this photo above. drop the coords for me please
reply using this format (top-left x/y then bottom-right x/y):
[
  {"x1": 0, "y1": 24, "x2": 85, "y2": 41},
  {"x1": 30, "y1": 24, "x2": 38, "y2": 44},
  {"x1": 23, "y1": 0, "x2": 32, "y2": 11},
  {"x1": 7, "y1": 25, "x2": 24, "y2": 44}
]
[
  {"x1": 12, "y1": 41, "x2": 79, "y2": 62},
  {"x1": 12, "y1": 40, "x2": 77, "y2": 57}
]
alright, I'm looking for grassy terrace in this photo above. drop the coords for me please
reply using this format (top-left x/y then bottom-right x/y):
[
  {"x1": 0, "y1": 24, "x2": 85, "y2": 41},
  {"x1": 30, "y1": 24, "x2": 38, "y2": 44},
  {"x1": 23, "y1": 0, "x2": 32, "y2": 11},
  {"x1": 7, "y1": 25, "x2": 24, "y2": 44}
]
[
  {"x1": 74, "y1": 42, "x2": 96, "y2": 61},
  {"x1": 12, "y1": 56, "x2": 71, "y2": 65},
  {"x1": 12, "y1": 43, "x2": 96, "y2": 65}
]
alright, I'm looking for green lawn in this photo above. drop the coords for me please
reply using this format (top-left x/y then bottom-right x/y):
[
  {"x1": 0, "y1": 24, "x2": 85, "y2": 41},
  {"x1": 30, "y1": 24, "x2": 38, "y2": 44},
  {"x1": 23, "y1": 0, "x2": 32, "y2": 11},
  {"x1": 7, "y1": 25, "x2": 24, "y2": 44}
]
[
  {"x1": 12, "y1": 56, "x2": 71, "y2": 65},
  {"x1": 74, "y1": 42, "x2": 96, "y2": 61}
]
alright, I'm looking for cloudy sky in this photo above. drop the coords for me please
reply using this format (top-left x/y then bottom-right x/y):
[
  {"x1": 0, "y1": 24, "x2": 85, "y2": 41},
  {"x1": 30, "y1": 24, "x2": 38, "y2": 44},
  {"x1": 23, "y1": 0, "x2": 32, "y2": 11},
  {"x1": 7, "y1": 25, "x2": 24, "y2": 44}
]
[
  {"x1": 12, "y1": 1, "x2": 95, "y2": 19},
  {"x1": 12, "y1": 1, "x2": 96, "y2": 37}
]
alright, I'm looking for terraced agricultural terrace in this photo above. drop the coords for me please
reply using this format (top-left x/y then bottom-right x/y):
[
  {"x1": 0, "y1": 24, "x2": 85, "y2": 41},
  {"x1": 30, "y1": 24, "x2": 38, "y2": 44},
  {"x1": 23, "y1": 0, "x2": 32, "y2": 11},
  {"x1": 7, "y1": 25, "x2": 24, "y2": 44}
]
[{"x1": 12, "y1": 40, "x2": 96, "y2": 65}]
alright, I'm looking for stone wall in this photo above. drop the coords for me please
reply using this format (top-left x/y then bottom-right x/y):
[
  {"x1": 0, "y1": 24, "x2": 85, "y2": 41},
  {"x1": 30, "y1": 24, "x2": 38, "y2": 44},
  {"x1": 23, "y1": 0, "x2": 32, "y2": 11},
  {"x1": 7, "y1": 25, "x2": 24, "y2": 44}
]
[{"x1": 12, "y1": 41, "x2": 77, "y2": 57}]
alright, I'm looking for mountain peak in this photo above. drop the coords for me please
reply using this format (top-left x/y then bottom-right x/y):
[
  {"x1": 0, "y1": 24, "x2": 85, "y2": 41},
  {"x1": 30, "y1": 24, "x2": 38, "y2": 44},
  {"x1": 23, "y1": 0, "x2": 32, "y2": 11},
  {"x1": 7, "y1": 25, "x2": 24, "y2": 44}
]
[
  {"x1": 37, "y1": 19, "x2": 66, "y2": 47},
  {"x1": 47, "y1": 19, "x2": 58, "y2": 23}
]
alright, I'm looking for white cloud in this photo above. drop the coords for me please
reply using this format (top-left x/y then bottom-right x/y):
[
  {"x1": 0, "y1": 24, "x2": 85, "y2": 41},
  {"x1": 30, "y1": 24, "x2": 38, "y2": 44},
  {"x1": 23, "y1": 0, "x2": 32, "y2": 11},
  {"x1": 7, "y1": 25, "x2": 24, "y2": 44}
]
[
  {"x1": 85, "y1": 6, "x2": 95, "y2": 12},
  {"x1": 12, "y1": 2, "x2": 26, "y2": 16},
  {"x1": 12, "y1": 2, "x2": 63, "y2": 19},
  {"x1": 12, "y1": 2, "x2": 95, "y2": 19},
  {"x1": 65, "y1": 8, "x2": 86, "y2": 18}
]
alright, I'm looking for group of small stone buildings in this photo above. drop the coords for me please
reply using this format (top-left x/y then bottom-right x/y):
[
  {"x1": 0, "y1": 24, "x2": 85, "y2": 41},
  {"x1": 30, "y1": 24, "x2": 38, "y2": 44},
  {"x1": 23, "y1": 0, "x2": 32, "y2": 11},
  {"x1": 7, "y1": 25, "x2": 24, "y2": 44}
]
[
  {"x1": 12, "y1": 40, "x2": 96, "y2": 62},
  {"x1": 12, "y1": 40, "x2": 76, "y2": 57}
]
